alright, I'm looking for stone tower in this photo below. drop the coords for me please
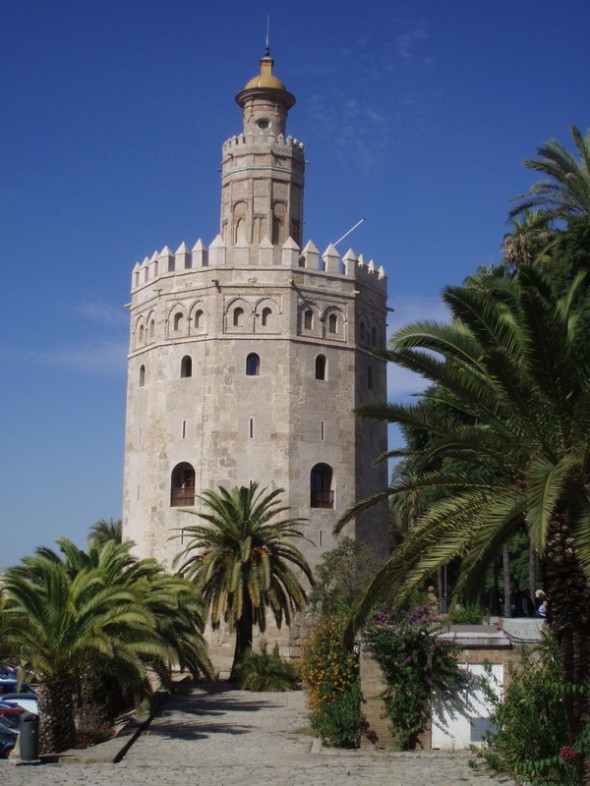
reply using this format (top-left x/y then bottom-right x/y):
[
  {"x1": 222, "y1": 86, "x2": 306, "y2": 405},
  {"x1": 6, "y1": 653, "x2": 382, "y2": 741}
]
[{"x1": 122, "y1": 50, "x2": 389, "y2": 585}]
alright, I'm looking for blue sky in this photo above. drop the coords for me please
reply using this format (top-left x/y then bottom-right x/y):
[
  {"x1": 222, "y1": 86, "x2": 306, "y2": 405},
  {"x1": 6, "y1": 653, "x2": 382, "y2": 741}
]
[{"x1": 1, "y1": 0, "x2": 588, "y2": 570}]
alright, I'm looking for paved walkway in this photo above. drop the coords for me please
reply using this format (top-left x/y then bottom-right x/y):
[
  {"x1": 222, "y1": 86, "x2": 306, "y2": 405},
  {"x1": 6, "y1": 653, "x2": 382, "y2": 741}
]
[{"x1": 1, "y1": 684, "x2": 516, "y2": 786}]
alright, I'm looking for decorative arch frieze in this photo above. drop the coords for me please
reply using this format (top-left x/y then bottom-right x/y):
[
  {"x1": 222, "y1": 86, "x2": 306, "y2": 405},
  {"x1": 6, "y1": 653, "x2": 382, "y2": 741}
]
[
  {"x1": 166, "y1": 303, "x2": 190, "y2": 339},
  {"x1": 254, "y1": 296, "x2": 281, "y2": 333},
  {"x1": 189, "y1": 301, "x2": 207, "y2": 334},
  {"x1": 224, "y1": 297, "x2": 254, "y2": 333}
]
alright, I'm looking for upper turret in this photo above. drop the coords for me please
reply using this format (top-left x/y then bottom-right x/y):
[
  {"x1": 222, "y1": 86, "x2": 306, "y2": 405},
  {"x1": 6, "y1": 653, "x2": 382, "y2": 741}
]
[
  {"x1": 235, "y1": 48, "x2": 296, "y2": 139},
  {"x1": 220, "y1": 49, "x2": 305, "y2": 260}
]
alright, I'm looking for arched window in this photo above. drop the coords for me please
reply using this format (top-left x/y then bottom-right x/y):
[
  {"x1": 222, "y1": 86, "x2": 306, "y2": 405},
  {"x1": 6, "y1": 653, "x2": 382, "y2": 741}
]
[
  {"x1": 304, "y1": 309, "x2": 313, "y2": 330},
  {"x1": 261, "y1": 307, "x2": 272, "y2": 327},
  {"x1": 174, "y1": 312, "x2": 184, "y2": 332},
  {"x1": 328, "y1": 314, "x2": 337, "y2": 334},
  {"x1": 371, "y1": 326, "x2": 377, "y2": 347},
  {"x1": 315, "y1": 354, "x2": 326, "y2": 380},
  {"x1": 367, "y1": 365, "x2": 374, "y2": 390},
  {"x1": 310, "y1": 463, "x2": 334, "y2": 509},
  {"x1": 139, "y1": 365, "x2": 146, "y2": 387},
  {"x1": 194, "y1": 309, "x2": 204, "y2": 329},
  {"x1": 181, "y1": 356, "x2": 192, "y2": 378},
  {"x1": 246, "y1": 353, "x2": 260, "y2": 376},
  {"x1": 170, "y1": 463, "x2": 195, "y2": 507},
  {"x1": 138, "y1": 324, "x2": 145, "y2": 344},
  {"x1": 233, "y1": 307, "x2": 244, "y2": 327},
  {"x1": 149, "y1": 319, "x2": 155, "y2": 339},
  {"x1": 359, "y1": 321, "x2": 366, "y2": 343}
]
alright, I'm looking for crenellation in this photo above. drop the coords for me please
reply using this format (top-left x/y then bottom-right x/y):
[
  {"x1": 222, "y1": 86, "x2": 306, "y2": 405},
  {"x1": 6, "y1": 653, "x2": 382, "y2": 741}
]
[
  {"x1": 175, "y1": 242, "x2": 191, "y2": 271},
  {"x1": 192, "y1": 239, "x2": 208, "y2": 268},
  {"x1": 149, "y1": 250, "x2": 159, "y2": 280},
  {"x1": 322, "y1": 243, "x2": 341, "y2": 275},
  {"x1": 300, "y1": 240, "x2": 320, "y2": 270},
  {"x1": 281, "y1": 236, "x2": 300, "y2": 268},
  {"x1": 222, "y1": 133, "x2": 304, "y2": 154},
  {"x1": 208, "y1": 234, "x2": 226, "y2": 267},
  {"x1": 132, "y1": 261, "x2": 141, "y2": 290},
  {"x1": 159, "y1": 245, "x2": 174, "y2": 274},
  {"x1": 341, "y1": 248, "x2": 356, "y2": 277},
  {"x1": 129, "y1": 236, "x2": 386, "y2": 295}
]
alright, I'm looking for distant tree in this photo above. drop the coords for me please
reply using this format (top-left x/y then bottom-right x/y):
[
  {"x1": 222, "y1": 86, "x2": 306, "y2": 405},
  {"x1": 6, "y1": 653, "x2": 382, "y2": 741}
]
[
  {"x1": 174, "y1": 483, "x2": 313, "y2": 681},
  {"x1": 307, "y1": 538, "x2": 379, "y2": 616},
  {"x1": 501, "y1": 209, "x2": 556, "y2": 267}
]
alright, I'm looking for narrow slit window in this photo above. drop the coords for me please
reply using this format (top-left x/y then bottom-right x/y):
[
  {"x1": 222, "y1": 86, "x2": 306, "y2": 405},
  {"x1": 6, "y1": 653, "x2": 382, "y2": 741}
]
[
  {"x1": 139, "y1": 365, "x2": 146, "y2": 387},
  {"x1": 315, "y1": 354, "x2": 326, "y2": 380},
  {"x1": 249, "y1": 418, "x2": 254, "y2": 438},
  {"x1": 181, "y1": 356, "x2": 192, "y2": 378}
]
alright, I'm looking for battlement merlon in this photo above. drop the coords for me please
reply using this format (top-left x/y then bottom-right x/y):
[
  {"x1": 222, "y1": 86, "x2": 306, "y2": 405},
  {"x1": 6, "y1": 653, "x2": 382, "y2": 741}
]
[
  {"x1": 222, "y1": 134, "x2": 305, "y2": 155},
  {"x1": 130, "y1": 237, "x2": 387, "y2": 297}
]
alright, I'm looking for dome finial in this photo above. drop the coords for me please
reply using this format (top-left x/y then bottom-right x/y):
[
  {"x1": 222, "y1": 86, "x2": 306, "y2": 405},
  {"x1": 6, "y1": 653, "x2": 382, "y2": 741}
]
[{"x1": 264, "y1": 15, "x2": 271, "y2": 58}]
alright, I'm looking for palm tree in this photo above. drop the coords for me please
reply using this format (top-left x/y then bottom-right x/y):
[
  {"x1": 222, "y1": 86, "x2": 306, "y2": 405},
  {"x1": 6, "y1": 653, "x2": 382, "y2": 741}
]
[
  {"x1": 2, "y1": 539, "x2": 213, "y2": 752},
  {"x1": 88, "y1": 517, "x2": 122, "y2": 545},
  {"x1": 501, "y1": 209, "x2": 556, "y2": 266},
  {"x1": 510, "y1": 124, "x2": 590, "y2": 222},
  {"x1": 337, "y1": 266, "x2": 590, "y2": 783},
  {"x1": 2, "y1": 552, "x2": 158, "y2": 752},
  {"x1": 174, "y1": 483, "x2": 313, "y2": 680}
]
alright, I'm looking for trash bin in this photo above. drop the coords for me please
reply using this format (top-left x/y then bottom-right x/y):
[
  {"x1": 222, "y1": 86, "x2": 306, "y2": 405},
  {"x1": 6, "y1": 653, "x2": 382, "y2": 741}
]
[{"x1": 20, "y1": 712, "x2": 39, "y2": 761}]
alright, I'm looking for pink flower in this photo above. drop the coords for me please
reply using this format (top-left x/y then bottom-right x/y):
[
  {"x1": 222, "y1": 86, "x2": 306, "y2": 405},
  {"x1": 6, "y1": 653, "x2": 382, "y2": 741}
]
[{"x1": 560, "y1": 744, "x2": 576, "y2": 762}]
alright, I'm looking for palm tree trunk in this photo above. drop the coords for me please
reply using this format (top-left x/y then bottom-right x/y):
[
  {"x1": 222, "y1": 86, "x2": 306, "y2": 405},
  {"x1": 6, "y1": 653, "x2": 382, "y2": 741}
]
[
  {"x1": 37, "y1": 679, "x2": 76, "y2": 754},
  {"x1": 230, "y1": 598, "x2": 253, "y2": 682},
  {"x1": 542, "y1": 514, "x2": 590, "y2": 786},
  {"x1": 528, "y1": 542, "x2": 536, "y2": 599},
  {"x1": 502, "y1": 542, "x2": 512, "y2": 618}
]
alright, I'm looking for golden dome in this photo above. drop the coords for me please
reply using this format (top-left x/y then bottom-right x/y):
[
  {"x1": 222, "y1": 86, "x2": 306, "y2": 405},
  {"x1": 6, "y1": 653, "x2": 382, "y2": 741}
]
[{"x1": 244, "y1": 56, "x2": 286, "y2": 91}]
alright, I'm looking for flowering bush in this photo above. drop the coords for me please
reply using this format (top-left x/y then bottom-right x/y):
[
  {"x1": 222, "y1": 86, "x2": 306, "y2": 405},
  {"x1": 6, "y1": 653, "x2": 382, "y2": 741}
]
[
  {"x1": 364, "y1": 605, "x2": 461, "y2": 750},
  {"x1": 299, "y1": 614, "x2": 366, "y2": 747}
]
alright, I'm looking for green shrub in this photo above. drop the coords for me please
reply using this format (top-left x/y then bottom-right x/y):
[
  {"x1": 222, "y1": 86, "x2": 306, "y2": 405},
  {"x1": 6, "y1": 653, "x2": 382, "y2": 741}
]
[
  {"x1": 448, "y1": 602, "x2": 487, "y2": 625},
  {"x1": 309, "y1": 678, "x2": 367, "y2": 748},
  {"x1": 299, "y1": 614, "x2": 367, "y2": 748},
  {"x1": 475, "y1": 632, "x2": 577, "y2": 786},
  {"x1": 234, "y1": 641, "x2": 298, "y2": 692}
]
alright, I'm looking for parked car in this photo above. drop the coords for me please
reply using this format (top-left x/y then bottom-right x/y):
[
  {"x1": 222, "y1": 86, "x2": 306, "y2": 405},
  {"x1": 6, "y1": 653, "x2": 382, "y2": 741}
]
[
  {"x1": 0, "y1": 703, "x2": 23, "y2": 728},
  {"x1": 1, "y1": 693, "x2": 38, "y2": 714},
  {"x1": 0, "y1": 680, "x2": 34, "y2": 696},
  {"x1": 0, "y1": 721, "x2": 17, "y2": 759}
]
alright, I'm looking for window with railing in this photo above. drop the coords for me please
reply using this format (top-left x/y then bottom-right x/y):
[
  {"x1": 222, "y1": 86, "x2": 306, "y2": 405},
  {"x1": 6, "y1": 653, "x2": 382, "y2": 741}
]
[
  {"x1": 170, "y1": 463, "x2": 196, "y2": 507},
  {"x1": 310, "y1": 463, "x2": 334, "y2": 509}
]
